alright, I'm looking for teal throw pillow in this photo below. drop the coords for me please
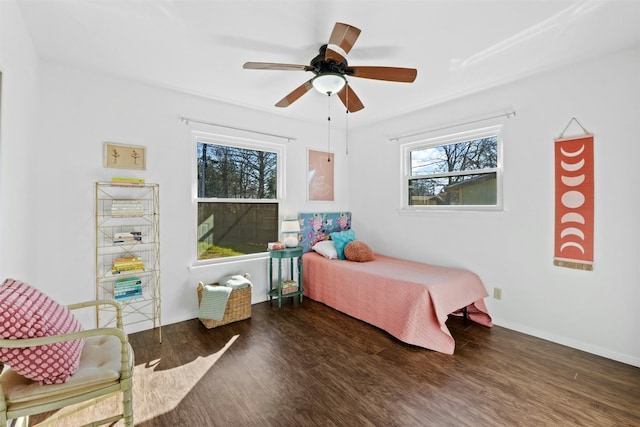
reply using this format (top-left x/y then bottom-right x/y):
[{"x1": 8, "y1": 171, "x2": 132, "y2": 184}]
[{"x1": 330, "y1": 229, "x2": 356, "y2": 260}]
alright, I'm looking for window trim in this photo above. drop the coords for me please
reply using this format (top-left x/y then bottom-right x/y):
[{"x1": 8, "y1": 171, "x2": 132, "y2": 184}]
[
  {"x1": 399, "y1": 125, "x2": 504, "y2": 212},
  {"x1": 191, "y1": 130, "x2": 285, "y2": 266}
]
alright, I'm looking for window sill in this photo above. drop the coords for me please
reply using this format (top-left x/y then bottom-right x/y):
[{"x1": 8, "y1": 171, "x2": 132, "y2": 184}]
[
  {"x1": 189, "y1": 252, "x2": 270, "y2": 270},
  {"x1": 396, "y1": 206, "x2": 505, "y2": 216}
]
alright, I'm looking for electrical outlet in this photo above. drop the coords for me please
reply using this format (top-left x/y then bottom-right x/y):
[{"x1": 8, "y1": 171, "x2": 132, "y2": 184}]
[{"x1": 493, "y1": 287, "x2": 502, "y2": 300}]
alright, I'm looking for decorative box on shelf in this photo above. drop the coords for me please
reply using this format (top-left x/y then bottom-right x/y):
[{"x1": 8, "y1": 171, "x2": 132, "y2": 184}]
[
  {"x1": 268, "y1": 241, "x2": 285, "y2": 250},
  {"x1": 278, "y1": 280, "x2": 298, "y2": 295}
]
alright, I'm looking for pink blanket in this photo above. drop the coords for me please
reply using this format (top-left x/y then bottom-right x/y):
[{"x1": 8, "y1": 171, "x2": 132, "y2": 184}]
[{"x1": 302, "y1": 252, "x2": 493, "y2": 354}]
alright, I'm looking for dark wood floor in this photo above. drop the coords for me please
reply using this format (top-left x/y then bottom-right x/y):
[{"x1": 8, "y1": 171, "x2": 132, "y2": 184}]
[{"x1": 34, "y1": 298, "x2": 640, "y2": 426}]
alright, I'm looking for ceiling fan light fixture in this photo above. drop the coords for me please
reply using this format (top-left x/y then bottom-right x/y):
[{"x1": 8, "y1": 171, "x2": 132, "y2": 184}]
[{"x1": 311, "y1": 73, "x2": 346, "y2": 95}]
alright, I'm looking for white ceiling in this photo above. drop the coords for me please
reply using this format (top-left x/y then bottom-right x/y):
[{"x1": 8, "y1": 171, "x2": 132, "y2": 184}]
[{"x1": 16, "y1": 0, "x2": 640, "y2": 129}]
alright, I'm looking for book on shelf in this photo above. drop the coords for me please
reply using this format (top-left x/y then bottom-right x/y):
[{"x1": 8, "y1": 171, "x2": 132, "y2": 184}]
[
  {"x1": 114, "y1": 256, "x2": 140, "y2": 262},
  {"x1": 112, "y1": 257, "x2": 145, "y2": 274},
  {"x1": 111, "y1": 200, "x2": 144, "y2": 216},
  {"x1": 114, "y1": 277, "x2": 143, "y2": 299},
  {"x1": 110, "y1": 177, "x2": 145, "y2": 187},
  {"x1": 112, "y1": 266, "x2": 145, "y2": 274},
  {"x1": 114, "y1": 290, "x2": 143, "y2": 300},
  {"x1": 277, "y1": 280, "x2": 298, "y2": 294},
  {"x1": 114, "y1": 277, "x2": 142, "y2": 287},
  {"x1": 113, "y1": 231, "x2": 142, "y2": 244},
  {"x1": 114, "y1": 285, "x2": 143, "y2": 294},
  {"x1": 115, "y1": 285, "x2": 143, "y2": 294},
  {"x1": 112, "y1": 177, "x2": 145, "y2": 184},
  {"x1": 112, "y1": 259, "x2": 144, "y2": 266}
]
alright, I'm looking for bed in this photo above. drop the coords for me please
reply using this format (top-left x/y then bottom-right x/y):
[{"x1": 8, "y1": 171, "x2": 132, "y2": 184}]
[{"x1": 298, "y1": 212, "x2": 492, "y2": 354}]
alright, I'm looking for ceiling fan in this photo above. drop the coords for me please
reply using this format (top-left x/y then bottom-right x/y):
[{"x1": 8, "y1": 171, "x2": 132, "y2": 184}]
[{"x1": 243, "y1": 22, "x2": 417, "y2": 113}]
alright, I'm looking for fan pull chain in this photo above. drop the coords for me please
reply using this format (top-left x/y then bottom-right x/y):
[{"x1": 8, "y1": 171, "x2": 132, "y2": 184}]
[
  {"x1": 345, "y1": 81, "x2": 349, "y2": 155},
  {"x1": 327, "y1": 93, "x2": 331, "y2": 162}
]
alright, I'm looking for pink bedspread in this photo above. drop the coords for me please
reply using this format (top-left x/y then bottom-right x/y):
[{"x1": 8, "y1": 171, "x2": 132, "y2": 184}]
[{"x1": 302, "y1": 252, "x2": 493, "y2": 354}]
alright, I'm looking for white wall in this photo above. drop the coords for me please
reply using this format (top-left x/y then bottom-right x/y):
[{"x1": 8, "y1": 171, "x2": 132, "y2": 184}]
[
  {"x1": 0, "y1": 0, "x2": 40, "y2": 282},
  {"x1": 28, "y1": 61, "x2": 350, "y2": 330},
  {"x1": 347, "y1": 46, "x2": 640, "y2": 366}
]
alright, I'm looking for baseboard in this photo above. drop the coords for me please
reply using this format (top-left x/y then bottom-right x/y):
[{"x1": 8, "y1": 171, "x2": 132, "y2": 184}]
[{"x1": 494, "y1": 319, "x2": 640, "y2": 368}]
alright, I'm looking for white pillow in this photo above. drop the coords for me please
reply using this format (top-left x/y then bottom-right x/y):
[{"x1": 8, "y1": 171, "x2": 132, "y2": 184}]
[{"x1": 312, "y1": 240, "x2": 338, "y2": 259}]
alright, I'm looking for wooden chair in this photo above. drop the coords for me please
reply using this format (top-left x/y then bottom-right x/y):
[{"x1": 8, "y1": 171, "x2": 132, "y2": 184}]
[{"x1": 0, "y1": 300, "x2": 133, "y2": 427}]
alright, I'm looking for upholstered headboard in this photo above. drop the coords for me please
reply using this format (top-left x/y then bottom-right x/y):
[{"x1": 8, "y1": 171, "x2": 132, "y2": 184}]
[{"x1": 297, "y1": 212, "x2": 351, "y2": 252}]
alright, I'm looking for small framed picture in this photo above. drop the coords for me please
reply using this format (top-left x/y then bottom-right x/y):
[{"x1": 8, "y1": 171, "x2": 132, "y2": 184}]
[{"x1": 104, "y1": 142, "x2": 146, "y2": 170}]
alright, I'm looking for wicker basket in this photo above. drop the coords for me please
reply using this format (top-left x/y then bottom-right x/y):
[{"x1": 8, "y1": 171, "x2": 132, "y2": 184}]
[{"x1": 197, "y1": 282, "x2": 252, "y2": 329}]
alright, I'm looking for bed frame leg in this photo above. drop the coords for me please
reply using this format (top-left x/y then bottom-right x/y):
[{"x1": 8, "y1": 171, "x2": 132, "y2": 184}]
[{"x1": 462, "y1": 306, "x2": 468, "y2": 320}]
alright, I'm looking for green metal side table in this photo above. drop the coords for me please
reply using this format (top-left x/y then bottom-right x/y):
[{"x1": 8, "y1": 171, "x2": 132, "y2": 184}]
[{"x1": 268, "y1": 247, "x2": 303, "y2": 308}]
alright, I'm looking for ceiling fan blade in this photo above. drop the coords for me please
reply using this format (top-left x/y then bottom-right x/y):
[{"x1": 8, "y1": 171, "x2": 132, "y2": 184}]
[
  {"x1": 243, "y1": 62, "x2": 313, "y2": 72},
  {"x1": 349, "y1": 66, "x2": 417, "y2": 83},
  {"x1": 275, "y1": 80, "x2": 314, "y2": 108},
  {"x1": 337, "y1": 85, "x2": 365, "y2": 113},
  {"x1": 325, "y1": 22, "x2": 361, "y2": 63}
]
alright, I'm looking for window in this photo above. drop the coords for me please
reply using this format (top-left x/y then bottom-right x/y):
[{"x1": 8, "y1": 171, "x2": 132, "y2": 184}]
[
  {"x1": 401, "y1": 125, "x2": 502, "y2": 210},
  {"x1": 195, "y1": 133, "x2": 283, "y2": 261}
]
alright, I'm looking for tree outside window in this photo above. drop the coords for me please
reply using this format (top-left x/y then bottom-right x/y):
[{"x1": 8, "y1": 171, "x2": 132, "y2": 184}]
[
  {"x1": 402, "y1": 126, "x2": 502, "y2": 209},
  {"x1": 196, "y1": 141, "x2": 280, "y2": 260}
]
